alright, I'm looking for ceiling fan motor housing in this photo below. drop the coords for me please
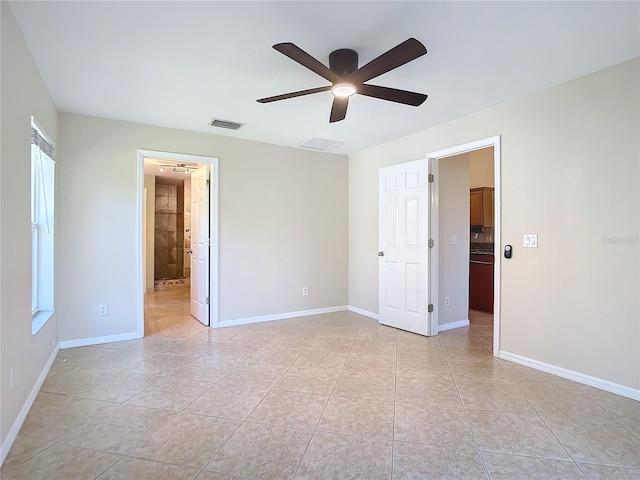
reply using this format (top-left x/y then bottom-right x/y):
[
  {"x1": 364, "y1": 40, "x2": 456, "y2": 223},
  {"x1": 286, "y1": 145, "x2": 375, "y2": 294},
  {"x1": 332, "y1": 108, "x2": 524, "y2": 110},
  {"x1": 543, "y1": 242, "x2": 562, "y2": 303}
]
[{"x1": 329, "y1": 49, "x2": 359, "y2": 77}]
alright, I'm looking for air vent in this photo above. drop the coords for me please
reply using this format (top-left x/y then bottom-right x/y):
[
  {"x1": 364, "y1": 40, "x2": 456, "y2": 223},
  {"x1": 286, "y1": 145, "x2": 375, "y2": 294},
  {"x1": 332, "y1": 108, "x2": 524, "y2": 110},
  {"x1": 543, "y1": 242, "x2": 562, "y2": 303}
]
[
  {"x1": 297, "y1": 137, "x2": 343, "y2": 151},
  {"x1": 209, "y1": 118, "x2": 244, "y2": 130}
]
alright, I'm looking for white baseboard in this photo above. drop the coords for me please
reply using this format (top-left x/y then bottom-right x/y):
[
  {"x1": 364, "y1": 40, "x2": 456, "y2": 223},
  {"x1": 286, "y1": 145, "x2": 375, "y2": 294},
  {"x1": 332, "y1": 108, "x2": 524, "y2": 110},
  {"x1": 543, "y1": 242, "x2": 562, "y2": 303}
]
[
  {"x1": 347, "y1": 306, "x2": 379, "y2": 321},
  {"x1": 1, "y1": 343, "x2": 59, "y2": 466},
  {"x1": 59, "y1": 331, "x2": 141, "y2": 349},
  {"x1": 438, "y1": 318, "x2": 470, "y2": 332},
  {"x1": 499, "y1": 350, "x2": 640, "y2": 401},
  {"x1": 217, "y1": 305, "x2": 348, "y2": 328}
]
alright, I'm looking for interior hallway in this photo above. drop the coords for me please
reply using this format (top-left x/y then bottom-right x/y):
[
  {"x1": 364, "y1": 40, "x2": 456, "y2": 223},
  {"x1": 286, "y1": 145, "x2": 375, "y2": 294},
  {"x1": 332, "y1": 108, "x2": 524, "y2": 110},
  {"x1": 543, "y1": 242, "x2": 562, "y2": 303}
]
[{"x1": 2, "y1": 288, "x2": 639, "y2": 479}]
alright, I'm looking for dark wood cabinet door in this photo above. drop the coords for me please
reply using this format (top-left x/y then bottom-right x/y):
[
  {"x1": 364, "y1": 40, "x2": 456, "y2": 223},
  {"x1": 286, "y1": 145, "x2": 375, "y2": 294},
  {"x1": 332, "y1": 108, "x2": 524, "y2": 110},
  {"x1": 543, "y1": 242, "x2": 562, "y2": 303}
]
[
  {"x1": 470, "y1": 189, "x2": 483, "y2": 225},
  {"x1": 469, "y1": 260, "x2": 493, "y2": 313}
]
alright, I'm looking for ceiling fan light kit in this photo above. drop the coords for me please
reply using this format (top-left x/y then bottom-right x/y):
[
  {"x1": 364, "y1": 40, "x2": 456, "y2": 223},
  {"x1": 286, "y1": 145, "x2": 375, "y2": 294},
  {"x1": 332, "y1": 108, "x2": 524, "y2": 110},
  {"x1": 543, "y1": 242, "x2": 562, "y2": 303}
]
[
  {"x1": 331, "y1": 84, "x2": 357, "y2": 97},
  {"x1": 257, "y1": 38, "x2": 428, "y2": 123}
]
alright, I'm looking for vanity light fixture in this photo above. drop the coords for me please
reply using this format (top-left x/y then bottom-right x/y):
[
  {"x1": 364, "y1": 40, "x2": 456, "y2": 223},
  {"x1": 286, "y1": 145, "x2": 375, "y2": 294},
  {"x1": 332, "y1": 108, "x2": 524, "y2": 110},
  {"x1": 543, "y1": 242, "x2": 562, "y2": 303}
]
[{"x1": 157, "y1": 163, "x2": 196, "y2": 175}]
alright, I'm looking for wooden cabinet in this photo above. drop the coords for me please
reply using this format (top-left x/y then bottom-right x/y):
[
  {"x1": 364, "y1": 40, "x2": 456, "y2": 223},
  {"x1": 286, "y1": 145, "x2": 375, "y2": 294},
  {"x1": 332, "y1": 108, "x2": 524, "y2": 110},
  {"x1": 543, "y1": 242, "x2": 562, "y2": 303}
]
[
  {"x1": 470, "y1": 187, "x2": 494, "y2": 228},
  {"x1": 469, "y1": 254, "x2": 494, "y2": 313}
]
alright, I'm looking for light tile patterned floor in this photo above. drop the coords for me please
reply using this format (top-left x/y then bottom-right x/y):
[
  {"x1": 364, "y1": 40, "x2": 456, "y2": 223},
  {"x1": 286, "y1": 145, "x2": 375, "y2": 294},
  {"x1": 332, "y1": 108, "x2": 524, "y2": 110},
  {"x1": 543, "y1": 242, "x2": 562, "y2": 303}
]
[{"x1": 3, "y1": 288, "x2": 639, "y2": 479}]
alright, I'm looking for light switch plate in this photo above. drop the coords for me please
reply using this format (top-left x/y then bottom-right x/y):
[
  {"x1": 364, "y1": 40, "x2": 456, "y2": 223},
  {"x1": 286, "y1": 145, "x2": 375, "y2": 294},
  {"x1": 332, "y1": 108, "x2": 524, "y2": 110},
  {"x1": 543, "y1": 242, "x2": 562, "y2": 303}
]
[
  {"x1": 523, "y1": 234, "x2": 538, "y2": 248},
  {"x1": 450, "y1": 234, "x2": 458, "y2": 245}
]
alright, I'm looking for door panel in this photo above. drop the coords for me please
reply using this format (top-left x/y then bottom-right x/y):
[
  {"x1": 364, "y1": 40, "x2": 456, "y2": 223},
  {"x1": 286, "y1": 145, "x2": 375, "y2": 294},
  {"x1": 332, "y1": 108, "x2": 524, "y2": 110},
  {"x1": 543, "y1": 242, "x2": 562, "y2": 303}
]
[
  {"x1": 190, "y1": 165, "x2": 210, "y2": 325},
  {"x1": 378, "y1": 159, "x2": 431, "y2": 335}
]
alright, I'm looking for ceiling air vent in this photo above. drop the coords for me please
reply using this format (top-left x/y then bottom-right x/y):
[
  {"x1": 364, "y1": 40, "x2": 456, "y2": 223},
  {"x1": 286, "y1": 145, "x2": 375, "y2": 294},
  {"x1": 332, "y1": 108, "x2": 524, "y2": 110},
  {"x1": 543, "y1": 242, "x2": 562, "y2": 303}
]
[
  {"x1": 297, "y1": 137, "x2": 343, "y2": 151},
  {"x1": 209, "y1": 118, "x2": 244, "y2": 130}
]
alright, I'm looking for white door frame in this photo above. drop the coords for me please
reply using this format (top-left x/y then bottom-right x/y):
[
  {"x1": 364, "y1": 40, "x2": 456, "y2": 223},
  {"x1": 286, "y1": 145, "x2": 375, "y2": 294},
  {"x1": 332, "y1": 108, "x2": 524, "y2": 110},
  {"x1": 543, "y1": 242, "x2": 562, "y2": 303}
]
[
  {"x1": 136, "y1": 149, "x2": 219, "y2": 337},
  {"x1": 428, "y1": 136, "x2": 501, "y2": 355}
]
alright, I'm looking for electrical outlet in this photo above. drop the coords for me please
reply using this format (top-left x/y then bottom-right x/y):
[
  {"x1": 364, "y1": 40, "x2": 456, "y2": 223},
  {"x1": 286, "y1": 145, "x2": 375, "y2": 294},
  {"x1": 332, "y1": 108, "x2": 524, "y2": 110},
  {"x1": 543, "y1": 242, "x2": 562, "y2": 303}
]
[
  {"x1": 98, "y1": 304, "x2": 108, "y2": 316},
  {"x1": 302, "y1": 287, "x2": 309, "y2": 296},
  {"x1": 445, "y1": 296, "x2": 450, "y2": 307}
]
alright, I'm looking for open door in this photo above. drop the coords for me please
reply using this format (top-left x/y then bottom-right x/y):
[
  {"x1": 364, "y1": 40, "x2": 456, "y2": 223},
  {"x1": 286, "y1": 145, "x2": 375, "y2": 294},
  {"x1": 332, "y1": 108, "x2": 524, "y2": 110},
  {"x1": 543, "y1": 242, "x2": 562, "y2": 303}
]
[
  {"x1": 378, "y1": 159, "x2": 433, "y2": 335},
  {"x1": 190, "y1": 164, "x2": 210, "y2": 325}
]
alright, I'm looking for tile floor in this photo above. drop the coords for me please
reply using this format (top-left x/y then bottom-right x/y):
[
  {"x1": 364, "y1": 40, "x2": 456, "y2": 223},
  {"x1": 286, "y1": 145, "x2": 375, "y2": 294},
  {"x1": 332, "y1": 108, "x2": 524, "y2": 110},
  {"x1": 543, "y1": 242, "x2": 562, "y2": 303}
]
[{"x1": 2, "y1": 288, "x2": 639, "y2": 479}]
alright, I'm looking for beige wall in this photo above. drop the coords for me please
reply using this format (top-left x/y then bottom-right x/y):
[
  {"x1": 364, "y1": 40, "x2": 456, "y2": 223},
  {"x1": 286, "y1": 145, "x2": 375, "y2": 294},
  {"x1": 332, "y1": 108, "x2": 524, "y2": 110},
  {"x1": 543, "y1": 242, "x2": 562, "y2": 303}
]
[
  {"x1": 56, "y1": 113, "x2": 348, "y2": 341},
  {"x1": 349, "y1": 58, "x2": 639, "y2": 390},
  {"x1": 1, "y1": 2, "x2": 59, "y2": 452},
  {"x1": 437, "y1": 154, "x2": 470, "y2": 327},
  {"x1": 469, "y1": 147, "x2": 494, "y2": 188}
]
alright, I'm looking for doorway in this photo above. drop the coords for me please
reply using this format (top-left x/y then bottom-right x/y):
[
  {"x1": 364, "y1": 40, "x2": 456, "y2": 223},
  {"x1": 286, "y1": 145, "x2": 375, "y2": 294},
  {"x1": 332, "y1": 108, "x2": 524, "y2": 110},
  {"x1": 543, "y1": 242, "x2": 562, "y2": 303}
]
[
  {"x1": 428, "y1": 136, "x2": 501, "y2": 355},
  {"x1": 136, "y1": 150, "x2": 219, "y2": 337}
]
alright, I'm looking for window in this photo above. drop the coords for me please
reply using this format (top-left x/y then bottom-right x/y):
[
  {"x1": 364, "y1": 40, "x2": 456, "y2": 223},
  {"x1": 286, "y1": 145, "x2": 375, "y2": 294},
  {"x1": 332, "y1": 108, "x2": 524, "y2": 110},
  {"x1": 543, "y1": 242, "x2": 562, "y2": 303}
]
[{"x1": 31, "y1": 116, "x2": 55, "y2": 334}]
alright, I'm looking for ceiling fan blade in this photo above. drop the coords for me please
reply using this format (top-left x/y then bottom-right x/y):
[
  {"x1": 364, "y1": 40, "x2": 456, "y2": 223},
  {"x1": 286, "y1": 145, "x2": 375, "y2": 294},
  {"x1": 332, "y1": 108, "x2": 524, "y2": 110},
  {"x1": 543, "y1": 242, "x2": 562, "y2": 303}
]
[
  {"x1": 273, "y1": 43, "x2": 342, "y2": 83},
  {"x1": 358, "y1": 84, "x2": 427, "y2": 106},
  {"x1": 257, "y1": 86, "x2": 331, "y2": 103},
  {"x1": 346, "y1": 38, "x2": 427, "y2": 84},
  {"x1": 330, "y1": 97, "x2": 349, "y2": 123}
]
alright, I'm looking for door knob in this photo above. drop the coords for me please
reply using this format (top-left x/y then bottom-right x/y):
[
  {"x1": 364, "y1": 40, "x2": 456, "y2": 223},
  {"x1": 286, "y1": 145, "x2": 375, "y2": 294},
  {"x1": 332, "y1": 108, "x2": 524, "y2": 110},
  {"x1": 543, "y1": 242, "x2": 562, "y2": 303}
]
[{"x1": 378, "y1": 251, "x2": 385, "y2": 257}]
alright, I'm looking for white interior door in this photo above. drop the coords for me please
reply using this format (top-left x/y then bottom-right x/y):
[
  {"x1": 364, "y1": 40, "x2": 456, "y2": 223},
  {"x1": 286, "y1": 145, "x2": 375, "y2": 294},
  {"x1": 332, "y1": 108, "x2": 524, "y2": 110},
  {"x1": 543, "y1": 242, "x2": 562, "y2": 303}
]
[
  {"x1": 190, "y1": 165, "x2": 210, "y2": 325},
  {"x1": 378, "y1": 159, "x2": 432, "y2": 335}
]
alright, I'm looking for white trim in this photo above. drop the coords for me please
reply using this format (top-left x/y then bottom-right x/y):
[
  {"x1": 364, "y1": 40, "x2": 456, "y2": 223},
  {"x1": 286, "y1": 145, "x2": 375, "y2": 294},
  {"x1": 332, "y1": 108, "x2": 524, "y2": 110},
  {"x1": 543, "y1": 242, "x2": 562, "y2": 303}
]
[
  {"x1": 499, "y1": 351, "x2": 640, "y2": 401},
  {"x1": 438, "y1": 319, "x2": 470, "y2": 332},
  {"x1": 209, "y1": 160, "x2": 219, "y2": 327},
  {"x1": 31, "y1": 310, "x2": 54, "y2": 335},
  {"x1": 58, "y1": 331, "x2": 141, "y2": 350},
  {"x1": 492, "y1": 140, "x2": 502, "y2": 356},
  {"x1": 218, "y1": 306, "x2": 348, "y2": 328},
  {"x1": 428, "y1": 157, "x2": 439, "y2": 336},
  {"x1": 347, "y1": 305, "x2": 379, "y2": 321},
  {"x1": 0, "y1": 343, "x2": 59, "y2": 465},
  {"x1": 136, "y1": 151, "x2": 145, "y2": 338},
  {"x1": 136, "y1": 150, "x2": 220, "y2": 335},
  {"x1": 426, "y1": 136, "x2": 501, "y2": 353}
]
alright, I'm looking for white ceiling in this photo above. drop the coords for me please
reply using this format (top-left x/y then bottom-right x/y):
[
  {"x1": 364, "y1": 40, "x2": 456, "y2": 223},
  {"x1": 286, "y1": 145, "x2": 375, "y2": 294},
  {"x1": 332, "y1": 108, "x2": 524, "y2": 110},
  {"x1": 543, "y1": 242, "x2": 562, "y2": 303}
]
[{"x1": 9, "y1": 1, "x2": 639, "y2": 155}]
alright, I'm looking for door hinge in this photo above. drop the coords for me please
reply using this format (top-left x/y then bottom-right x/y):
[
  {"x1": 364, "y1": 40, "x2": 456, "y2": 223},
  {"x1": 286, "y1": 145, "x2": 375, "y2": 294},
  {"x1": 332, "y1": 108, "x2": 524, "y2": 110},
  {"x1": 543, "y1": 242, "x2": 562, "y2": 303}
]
[
  {"x1": 428, "y1": 173, "x2": 434, "y2": 183},
  {"x1": 428, "y1": 239, "x2": 434, "y2": 248},
  {"x1": 428, "y1": 304, "x2": 434, "y2": 313},
  {"x1": 206, "y1": 179, "x2": 210, "y2": 187},
  {"x1": 205, "y1": 297, "x2": 210, "y2": 305}
]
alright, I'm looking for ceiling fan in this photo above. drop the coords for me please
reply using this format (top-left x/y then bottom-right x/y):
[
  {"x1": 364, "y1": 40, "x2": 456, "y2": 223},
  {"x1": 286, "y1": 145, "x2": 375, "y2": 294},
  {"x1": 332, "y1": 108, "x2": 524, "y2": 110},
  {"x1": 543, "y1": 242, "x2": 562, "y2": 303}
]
[{"x1": 257, "y1": 38, "x2": 428, "y2": 123}]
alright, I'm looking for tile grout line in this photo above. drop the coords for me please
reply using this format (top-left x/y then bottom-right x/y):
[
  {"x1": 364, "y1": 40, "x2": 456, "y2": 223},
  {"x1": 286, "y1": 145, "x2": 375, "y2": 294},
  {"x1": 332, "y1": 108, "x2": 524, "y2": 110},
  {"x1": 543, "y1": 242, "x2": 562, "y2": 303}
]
[
  {"x1": 291, "y1": 323, "x2": 359, "y2": 479},
  {"x1": 439, "y1": 323, "x2": 492, "y2": 480},
  {"x1": 390, "y1": 328, "x2": 399, "y2": 480}
]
